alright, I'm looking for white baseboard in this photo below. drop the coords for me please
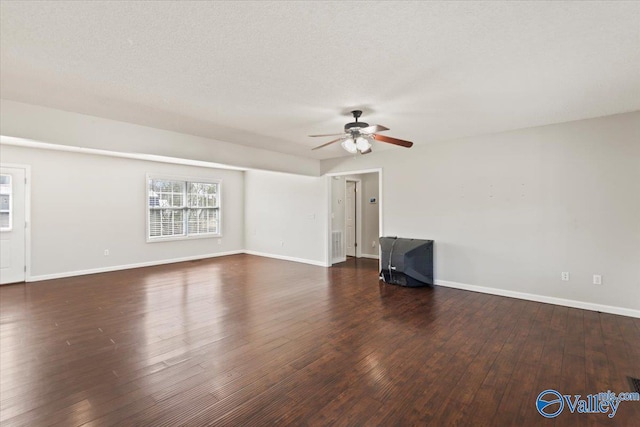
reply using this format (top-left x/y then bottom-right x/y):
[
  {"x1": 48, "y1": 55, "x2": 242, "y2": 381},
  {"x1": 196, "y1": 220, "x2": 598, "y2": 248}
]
[
  {"x1": 359, "y1": 253, "x2": 379, "y2": 260},
  {"x1": 435, "y1": 279, "x2": 640, "y2": 319},
  {"x1": 28, "y1": 250, "x2": 245, "y2": 282},
  {"x1": 244, "y1": 250, "x2": 329, "y2": 267}
]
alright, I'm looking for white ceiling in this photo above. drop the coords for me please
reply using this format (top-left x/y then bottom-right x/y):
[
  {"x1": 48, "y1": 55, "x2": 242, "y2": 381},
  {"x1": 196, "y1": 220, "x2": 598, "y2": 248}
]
[{"x1": 1, "y1": 1, "x2": 639, "y2": 160}]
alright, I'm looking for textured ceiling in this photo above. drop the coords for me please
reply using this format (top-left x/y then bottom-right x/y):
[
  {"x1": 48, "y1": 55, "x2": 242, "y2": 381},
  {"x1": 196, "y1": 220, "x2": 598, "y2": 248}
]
[{"x1": 1, "y1": 1, "x2": 639, "y2": 160}]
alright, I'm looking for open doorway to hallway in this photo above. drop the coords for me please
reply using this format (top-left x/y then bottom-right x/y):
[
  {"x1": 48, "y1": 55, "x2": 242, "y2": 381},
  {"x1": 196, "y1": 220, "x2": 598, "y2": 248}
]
[{"x1": 328, "y1": 170, "x2": 381, "y2": 266}]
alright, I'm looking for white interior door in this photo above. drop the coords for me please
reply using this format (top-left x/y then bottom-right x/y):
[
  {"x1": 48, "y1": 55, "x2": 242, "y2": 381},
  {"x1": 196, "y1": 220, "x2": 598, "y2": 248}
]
[
  {"x1": 345, "y1": 181, "x2": 356, "y2": 257},
  {"x1": 0, "y1": 166, "x2": 26, "y2": 285}
]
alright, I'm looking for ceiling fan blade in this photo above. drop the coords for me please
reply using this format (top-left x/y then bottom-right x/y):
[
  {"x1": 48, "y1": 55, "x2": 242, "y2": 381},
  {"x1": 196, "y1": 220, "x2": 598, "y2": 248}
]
[
  {"x1": 372, "y1": 134, "x2": 413, "y2": 148},
  {"x1": 311, "y1": 137, "x2": 344, "y2": 150},
  {"x1": 360, "y1": 124, "x2": 389, "y2": 134},
  {"x1": 309, "y1": 133, "x2": 345, "y2": 137}
]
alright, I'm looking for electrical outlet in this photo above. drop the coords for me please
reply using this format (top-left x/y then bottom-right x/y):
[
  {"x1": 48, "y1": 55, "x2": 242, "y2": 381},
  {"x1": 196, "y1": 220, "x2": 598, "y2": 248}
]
[
  {"x1": 280, "y1": 240, "x2": 284, "y2": 247},
  {"x1": 103, "y1": 249, "x2": 109, "y2": 256},
  {"x1": 593, "y1": 275, "x2": 602, "y2": 285},
  {"x1": 372, "y1": 241, "x2": 376, "y2": 248},
  {"x1": 218, "y1": 239, "x2": 222, "y2": 245},
  {"x1": 561, "y1": 272, "x2": 569, "y2": 281}
]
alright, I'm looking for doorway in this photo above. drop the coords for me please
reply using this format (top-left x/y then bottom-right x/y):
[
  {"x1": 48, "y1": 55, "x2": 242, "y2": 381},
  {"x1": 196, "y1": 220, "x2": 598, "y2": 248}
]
[
  {"x1": 328, "y1": 169, "x2": 382, "y2": 266},
  {"x1": 0, "y1": 164, "x2": 29, "y2": 285}
]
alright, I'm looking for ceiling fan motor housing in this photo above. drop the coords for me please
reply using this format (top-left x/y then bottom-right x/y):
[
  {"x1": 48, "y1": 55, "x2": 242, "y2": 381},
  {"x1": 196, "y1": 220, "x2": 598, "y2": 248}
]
[
  {"x1": 344, "y1": 109, "x2": 368, "y2": 132},
  {"x1": 344, "y1": 121, "x2": 369, "y2": 131}
]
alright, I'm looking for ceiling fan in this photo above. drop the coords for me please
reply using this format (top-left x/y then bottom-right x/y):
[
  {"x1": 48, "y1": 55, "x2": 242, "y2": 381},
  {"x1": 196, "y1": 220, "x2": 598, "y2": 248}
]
[{"x1": 310, "y1": 110, "x2": 413, "y2": 154}]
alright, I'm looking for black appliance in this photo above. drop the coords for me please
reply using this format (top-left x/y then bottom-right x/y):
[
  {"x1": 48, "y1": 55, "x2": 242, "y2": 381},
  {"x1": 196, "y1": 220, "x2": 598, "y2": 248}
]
[{"x1": 379, "y1": 237, "x2": 434, "y2": 287}]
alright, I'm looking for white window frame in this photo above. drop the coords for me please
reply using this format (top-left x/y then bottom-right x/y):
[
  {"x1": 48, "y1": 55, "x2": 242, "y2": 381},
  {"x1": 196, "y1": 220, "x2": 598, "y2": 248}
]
[
  {"x1": 0, "y1": 174, "x2": 13, "y2": 232},
  {"x1": 146, "y1": 174, "x2": 222, "y2": 242}
]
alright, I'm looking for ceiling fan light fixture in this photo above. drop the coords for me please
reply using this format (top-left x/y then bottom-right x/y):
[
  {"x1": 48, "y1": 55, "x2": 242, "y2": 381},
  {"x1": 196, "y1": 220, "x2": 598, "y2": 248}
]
[
  {"x1": 341, "y1": 137, "x2": 358, "y2": 153},
  {"x1": 355, "y1": 136, "x2": 371, "y2": 152}
]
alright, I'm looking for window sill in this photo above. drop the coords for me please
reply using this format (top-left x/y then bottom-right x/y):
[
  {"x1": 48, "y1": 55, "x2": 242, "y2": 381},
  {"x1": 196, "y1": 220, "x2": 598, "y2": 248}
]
[{"x1": 146, "y1": 233, "x2": 222, "y2": 243}]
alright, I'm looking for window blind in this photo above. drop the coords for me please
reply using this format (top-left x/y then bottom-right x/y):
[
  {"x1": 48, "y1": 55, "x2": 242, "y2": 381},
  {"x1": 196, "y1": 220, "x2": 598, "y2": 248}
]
[{"x1": 148, "y1": 178, "x2": 220, "y2": 240}]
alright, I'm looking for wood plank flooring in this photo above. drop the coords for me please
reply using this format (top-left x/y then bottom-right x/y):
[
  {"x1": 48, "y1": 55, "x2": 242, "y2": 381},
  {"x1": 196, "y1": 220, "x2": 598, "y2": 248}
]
[{"x1": 1, "y1": 254, "x2": 639, "y2": 426}]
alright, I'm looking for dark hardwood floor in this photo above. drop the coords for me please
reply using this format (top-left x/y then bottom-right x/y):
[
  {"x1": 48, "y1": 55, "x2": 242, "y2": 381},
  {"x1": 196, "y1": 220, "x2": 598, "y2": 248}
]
[{"x1": 1, "y1": 254, "x2": 639, "y2": 426}]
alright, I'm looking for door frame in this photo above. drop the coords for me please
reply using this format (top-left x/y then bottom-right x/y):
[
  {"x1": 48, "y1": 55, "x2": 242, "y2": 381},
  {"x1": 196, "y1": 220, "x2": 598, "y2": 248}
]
[
  {"x1": 325, "y1": 168, "x2": 383, "y2": 266},
  {"x1": 0, "y1": 163, "x2": 31, "y2": 283},
  {"x1": 344, "y1": 178, "x2": 361, "y2": 258}
]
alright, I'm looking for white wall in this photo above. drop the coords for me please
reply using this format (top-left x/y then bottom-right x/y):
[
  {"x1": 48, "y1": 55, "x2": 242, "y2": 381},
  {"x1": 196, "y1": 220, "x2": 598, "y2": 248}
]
[
  {"x1": 330, "y1": 177, "x2": 346, "y2": 234},
  {"x1": 0, "y1": 144, "x2": 244, "y2": 279},
  {"x1": 244, "y1": 170, "x2": 327, "y2": 266},
  {"x1": 321, "y1": 112, "x2": 640, "y2": 314},
  {"x1": 0, "y1": 100, "x2": 320, "y2": 176}
]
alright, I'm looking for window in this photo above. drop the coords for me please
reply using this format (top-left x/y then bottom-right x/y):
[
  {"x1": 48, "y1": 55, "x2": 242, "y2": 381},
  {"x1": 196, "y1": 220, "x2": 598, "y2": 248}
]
[
  {"x1": 0, "y1": 174, "x2": 12, "y2": 231},
  {"x1": 147, "y1": 176, "x2": 220, "y2": 241}
]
